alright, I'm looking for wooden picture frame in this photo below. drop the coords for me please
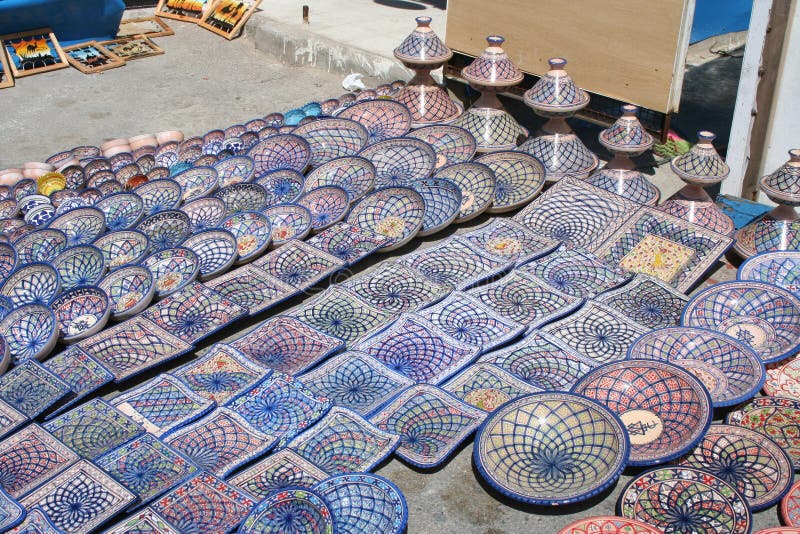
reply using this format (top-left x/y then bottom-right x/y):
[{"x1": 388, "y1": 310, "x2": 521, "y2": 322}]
[
  {"x1": 0, "y1": 47, "x2": 13, "y2": 89},
  {"x1": 0, "y1": 27, "x2": 69, "y2": 78},
  {"x1": 198, "y1": 0, "x2": 262, "y2": 40},
  {"x1": 117, "y1": 16, "x2": 175, "y2": 39},
  {"x1": 98, "y1": 36, "x2": 165, "y2": 61},
  {"x1": 63, "y1": 41, "x2": 125, "y2": 73},
  {"x1": 155, "y1": 0, "x2": 212, "y2": 23}
]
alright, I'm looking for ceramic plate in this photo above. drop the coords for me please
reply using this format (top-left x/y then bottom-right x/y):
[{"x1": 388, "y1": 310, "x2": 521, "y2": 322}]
[
  {"x1": 521, "y1": 246, "x2": 632, "y2": 298},
  {"x1": 141, "y1": 246, "x2": 199, "y2": 298},
  {"x1": 475, "y1": 151, "x2": 546, "y2": 213},
  {"x1": 557, "y1": 516, "x2": 665, "y2": 534},
  {"x1": 213, "y1": 155, "x2": 256, "y2": 187},
  {"x1": 98, "y1": 265, "x2": 156, "y2": 320},
  {"x1": 51, "y1": 286, "x2": 110, "y2": 343},
  {"x1": 293, "y1": 117, "x2": 370, "y2": 167},
  {"x1": 434, "y1": 161, "x2": 496, "y2": 223},
  {"x1": 227, "y1": 448, "x2": 328, "y2": 499},
  {"x1": 727, "y1": 396, "x2": 800, "y2": 471},
  {"x1": 215, "y1": 183, "x2": 269, "y2": 214},
  {"x1": 263, "y1": 204, "x2": 312, "y2": 247},
  {"x1": 336, "y1": 99, "x2": 412, "y2": 144},
  {"x1": 358, "y1": 137, "x2": 436, "y2": 188},
  {"x1": 595, "y1": 274, "x2": 689, "y2": 329},
  {"x1": 1, "y1": 263, "x2": 60, "y2": 307},
  {"x1": 298, "y1": 185, "x2": 350, "y2": 233},
  {"x1": 407, "y1": 124, "x2": 477, "y2": 169},
  {"x1": 254, "y1": 168, "x2": 306, "y2": 206},
  {"x1": 47, "y1": 206, "x2": 106, "y2": 246},
  {"x1": 410, "y1": 177, "x2": 461, "y2": 236},
  {"x1": 346, "y1": 186, "x2": 425, "y2": 251},
  {"x1": 12, "y1": 228, "x2": 66, "y2": 264},
  {"x1": 441, "y1": 362, "x2": 543, "y2": 412},
  {"x1": 136, "y1": 210, "x2": 191, "y2": 252},
  {"x1": 461, "y1": 218, "x2": 559, "y2": 266},
  {"x1": 739, "y1": 251, "x2": 800, "y2": 299},
  {"x1": 247, "y1": 133, "x2": 312, "y2": 176},
  {"x1": 304, "y1": 156, "x2": 376, "y2": 203}
]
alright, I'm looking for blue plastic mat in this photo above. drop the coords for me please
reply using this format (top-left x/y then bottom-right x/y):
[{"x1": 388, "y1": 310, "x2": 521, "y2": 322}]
[
  {"x1": 0, "y1": 0, "x2": 125, "y2": 47},
  {"x1": 718, "y1": 194, "x2": 771, "y2": 230}
]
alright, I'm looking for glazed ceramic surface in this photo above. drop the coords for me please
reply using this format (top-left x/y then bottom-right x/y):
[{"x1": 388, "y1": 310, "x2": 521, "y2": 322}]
[
  {"x1": 595, "y1": 274, "x2": 689, "y2": 329},
  {"x1": 304, "y1": 156, "x2": 376, "y2": 203},
  {"x1": 213, "y1": 155, "x2": 255, "y2": 187},
  {"x1": 359, "y1": 137, "x2": 436, "y2": 188},
  {"x1": 293, "y1": 117, "x2": 369, "y2": 167},
  {"x1": 47, "y1": 206, "x2": 106, "y2": 246},
  {"x1": 180, "y1": 196, "x2": 227, "y2": 233},
  {"x1": 462, "y1": 218, "x2": 558, "y2": 265},
  {"x1": 93, "y1": 229, "x2": 151, "y2": 270},
  {"x1": 255, "y1": 168, "x2": 306, "y2": 206},
  {"x1": 98, "y1": 265, "x2": 156, "y2": 320},
  {"x1": 441, "y1": 362, "x2": 541, "y2": 412},
  {"x1": 136, "y1": 210, "x2": 191, "y2": 252},
  {"x1": 521, "y1": 246, "x2": 632, "y2": 299},
  {"x1": 134, "y1": 179, "x2": 182, "y2": 216},
  {"x1": 172, "y1": 166, "x2": 219, "y2": 201},
  {"x1": 407, "y1": 125, "x2": 477, "y2": 169},
  {"x1": 181, "y1": 229, "x2": 238, "y2": 280},
  {"x1": 298, "y1": 185, "x2": 350, "y2": 232},
  {"x1": 671, "y1": 131, "x2": 730, "y2": 186},
  {"x1": 410, "y1": 177, "x2": 462, "y2": 236},
  {"x1": 726, "y1": 396, "x2": 800, "y2": 471},
  {"x1": 305, "y1": 222, "x2": 389, "y2": 265},
  {"x1": 434, "y1": 161, "x2": 496, "y2": 223},
  {"x1": 557, "y1": 516, "x2": 665, "y2": 534},
  {"x1": 475, "y1": 151, "x2": 546, "y2": 213},
  {"x1": 337, "y1": 99, "x2": 412, "y2": 144},
  {"x1": 247, "y1": 134, "x2": 312, "y2": 176},
  {"x1": 523, "y1": 58, "x2": 589, "y2": 116},
  {"x1": 220, "y1": 211, "x2": 272, "y2": 263},
  {"x1": 96, "y1": 192, "x2": 145, "y2": 230},
  {"x1": 12, "y1": 228, "x2": 66, "y2": 264},
  {"x1": 314, "y1": 473, "x2": 408, "y2": 534},
  {"x1": 53, "y1": 244, "x2": 106, "y2": 291},
  {"x1": 227, "y1": 448, "x2": 328, "y2": 499},
  {"x1": 586, "y1": 169, "x2": 660, "y2": 206},
  {"x1": 1, "y1": 263, "x2": 60, "y2": 307},
  {"x1": 738, "y1": 251, "x2": 800, "y2": 299},
  {"x1": 141, "y1": 246, "x2": 199, "y2": 298},
  {"x1": 239, "y1": 486, "x2": 334, "y2": 534},
  {"x1": 264, "y1": 203, "x2": 313, "y2": 247},
  {"x1": 346, "y1": 186, "x2": 425, "y2": 251}
]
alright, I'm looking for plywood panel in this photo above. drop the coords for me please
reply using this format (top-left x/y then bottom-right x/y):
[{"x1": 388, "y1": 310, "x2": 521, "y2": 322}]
[{"x1": 446, "y1": 0, "x2": 693, "y2": 113}]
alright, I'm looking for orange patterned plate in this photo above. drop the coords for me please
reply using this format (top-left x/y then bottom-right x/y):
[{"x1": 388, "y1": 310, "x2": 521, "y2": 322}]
[
  {"x1": 559, "y1": 516, "x2": 663, "y2": 534},
  {"x1": 765, "y1": 356, "x2": 800, "y2": 399},
  {"x1": 782, "y1": 480, "x2": 800, "y2": 527}
]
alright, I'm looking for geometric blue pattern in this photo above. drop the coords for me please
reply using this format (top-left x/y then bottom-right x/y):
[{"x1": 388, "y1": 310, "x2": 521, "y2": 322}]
[
  {"x1": 341, "y1": 262, "x2": 451, "y2": 315},
  {"x1": 313, "y1": 473, "x2": 408, "y2": 534},
  {"x1": 0, "y1": 361, "x2": 71, "y2": 419}
]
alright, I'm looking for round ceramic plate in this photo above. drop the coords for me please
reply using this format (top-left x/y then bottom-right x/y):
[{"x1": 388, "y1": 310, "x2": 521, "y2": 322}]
[
  {"x1": 558, "y1": 516, "x2": 664, "y2": 534},
  {"x1": 358, "y1": 137, "x2": 436, "y2": 188},
  {"x1": 255, "y1": 168, "x2": 306, "y2": 207},
  {"x1": 0, "y1": 303, "x2": 58, "y2": 364},
  {"x1": 95, "y1": 192, "x2": 145, "y2": 231},
  {"x1": 51, "y1": 285, "x2": 110, "y2": 343},
  {"x1": 618, "y1": 466, "x2": 751, "y2": 534},
  {"x1": 313, "y1": 473, "x2": 407, "y2": 534},
  {"x1": 298, "y1": 186, "x2": 350, "y2": 233},
  {"x1": 434, "y1": 162, "x2": 496, "y2": 223},
  {"x1": 406, "y1": 125, "x2": 477, "y2": 169},
  {"x1": 474, "y1": 392, "x2": 629, "y2": 505},
  {"x1": 181, "y1": 229, "x2": 238, "y2": 280},
  {"x1": 627, "y1": 326, "x2": 765, "y2": 407},
  {"x1": 304, "y1": 156, "x2": 376, "y2": 203},
  {"x1": 682, "y1": 281, "x2": 800, "y2": 364},
  {"x1": 136, "y1": 210, "x2": 191, "y2": 252},
  {"x1": 346, "y1": 186, "x2": 425, "y2": 252},
  {"x1": 220, "y1": 211, "x2": 272, "y2": 263},
  {"x1": 98, "y1": 265, "x2": 155, "y2": 320},
  {"x1": 782, "y1": 480, "x2": 800, "y2": 526},
  {"x1": 738, "y1": 251, "x2": 800, "y2": 299},
  {"x1": 213, "y1": 155, "x2": 256, "y2": 187},
  {"x1": 140, "y1": 246, "x2": 199, "y2": 298},
  {"x1": 765, "y1": 356, "x2": 800, "y2": 398},
  {"x1": 410, "y1": 177, "x2": 462, "y2": 237},
  {"x1": 475, "y1": 151, "x2": 546, "y2": 213},
  {"x1": 337, "y1": 99, "x2": 412, "y2": 144},
  {"x1": 677, "y1": 423, "x2": 793, "y2": 511},
  {"x1": 571, "y1": 360, "x2": 713, "y2": 465},
  {"x1": 13, "y1": 228, "x2": 67, "y2": 264},
  {"x1": 172, "y1": 166, "x2": 219, "y2": 201},
  {"x1": 93, "y1": 229, "x2": 151, "y2": 271},
  {"x1": 215, "y1": 183, "x2": 269, "y2": 214},
  {"x1": 239, "y1": 487, "x2": 334, "y2": 534},
  {"x1": 293, "y1": 117, "x2": 369, "y2": 167},
  {"x1": 726, "y1": 396, "x2": 800, "y2": 471},
  {"x1": 134, "y1": 178, "x2": 182, "y2": 215},
  {"x1": 47, "y1": 206, "x2": 106, "y2": 246},
  {"x1": 0, "y1": 242, "x2": 15, "y2": 283},
  {"x1": 247, "y1": 134, "x2": 312, "y2": 176},
  {"x1": 0, "y1": 262, "x2": 60, "y2": 307},
  {"x1": 180, "y1": 197, "x2": 227, "y2": 234},
  {"x1": 53, "y1": 244, "x2": 107, "y2": 291},
  {"x1": 263, "y1": 204, "x2": 312, "y2": 247}
]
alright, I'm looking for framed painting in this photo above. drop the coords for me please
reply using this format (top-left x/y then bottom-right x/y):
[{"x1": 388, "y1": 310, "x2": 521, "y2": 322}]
[
  {"x1": 118, "y1": 16, "x2": 175, "y2": 38},
  {"x1": 155, "y1": 0, "x2": 211, "y2": 23},
  {"x1": 0, "y1": 48, "x2": 13, "y2": 89},
  {"x1": 0, "y1": 28, "x2": 69, "y2": 78},
  {"x1": 99, "y1": 36, "x2": 165, "y2": 61},
  {"x1": 198, "y1": 0, "x2": 263, "y2": 40},
  {"x1": 63, "y1": 41, "x2": 125, "y2": 73}
]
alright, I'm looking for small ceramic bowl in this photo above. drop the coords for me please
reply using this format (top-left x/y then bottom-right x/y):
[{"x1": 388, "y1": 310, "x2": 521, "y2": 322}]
[
  {"x1": 129, "y1": 134, "x2": 158, "y2": 151},
  {"x1": 17, "y1": 194, "x2": 51, "y2": 214},
  {"x1": 24, "y1": 204, "x2": 56, "y2": 227},
  {"x1": 109, "y1": 152, "x2": 135, "y2": 172},
  {"x1": 220, "y1": 211, "x2": 272, "y2": 263},
  {"x1": 78, "y1": 188, "x2": 102, "y2": 205},
  {"x1": 98, "y1": 265, "x2": 156, "y2": 320},
  {"x1": 0, "y1": 262, "x2": 61, "y2": 307},
  {"x1": 336, "y1": 99, "x2": 412, "y2": 144},
  {"x1": 180, "y1": 197, "x2": 227, "y2": 234},
  {"x1": 53, "y1": 244, "x2": 107, "y2": 291},
  {"x1": 136, "y1": 210, "x2": 191, "y2": 252},
  {"x1": 83, "y1": 158, "x2": 112, "y2": 178},
  {"x1": 134, "y1": 178, "x2": 182, "y2": 216},
  {"x1": 0, "y1": 303, "x2": 58, "y2": 364},
  {"x1": 215, "y1": 183, "x2": 269, "y2": 214},
  {"x1": 173, "y1": 166, "x2": 219, "y2": 201},
  {"x1": 37, "y1": 172, "x2": 66, "y2": 196},
  {"x1": 51, "y1": 286, "x2": 110, "y2": 343},
  {"x1": 13, "y1": 179, "x2": 39, "y2": 203},
  {"x1": 46, "y1": 206, "x2": 106, "y2": 246},
  {"x1": 247, "y1": 134, "x2": 312, "y2": 176},
  {"x1": 156, "y1": 130, "x2": 184, "y2": 145},
  {"x1": 181, "y1": 229, "x2": 238, "y2": 281},
  {"x1": 213, "y1": 156, "x2": 256, "y2": 187},
  {"x1": 297, "y1": 186, "x2": 350, "y2": 233},
  {"x1": 0, "y1": 242, "x2": 16, "y2": 283},
  {"x1": 93, "y1": 229, "x2": 151, "y2": 270},
  {"x1": 95, "y1": 192, "x2": 145, "y2": 231},
  {"x1": 411, "y1": 177, "x2": 462, "y2": 236},
  {"x1": 346, "y1": 186, "x2": 425, "y2": 251},
  {"x1": 358, "y1": 137, "x2": 436, "y2": 188},
  {"x1": 738, "y1": 251, "x2": 800, "y2": 299},
  {"x1": 264, "y1": 204, "x2": 312, "y2": 247},
  {"x1": 293, "y1": 117, "x2": 369, "y2": 167},
  {"x1": 255, "y1": 168, "x2": 306, "y2": 206},
  {"x1": 303, "y1": 156, "x2": 376, "y2": 203},
  {"x1": 140, "y1": 246, "x2": 199, "y2": 298}
]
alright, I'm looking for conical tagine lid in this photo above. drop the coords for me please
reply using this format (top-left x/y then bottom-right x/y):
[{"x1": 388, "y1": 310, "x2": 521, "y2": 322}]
[
  {"x1": 461, "y1": 36, "x2": 524, "y2": 87},
  {"x1": 394, "y1": 16, "x2": 452, "y2": 64},
  {"x1": 523, "y1": 58, "x2": 589, "y2": 114}
]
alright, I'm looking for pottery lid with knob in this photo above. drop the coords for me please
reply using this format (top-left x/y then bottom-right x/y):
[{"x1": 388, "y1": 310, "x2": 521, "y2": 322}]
[
  {"x1": 670, "y1": 131, "x2": 730, "y2": 185},
  {"x1": 394, "y1": 16, "x2": 452, "y2": 65},
  {"x1": 461, "y1": 36, "x2": 524, "y2": 87},
  {"x1": 523, "y1": 58, "x2": 590, "y2": 115},
  {"x1": 598, "y1": 104, "x2": 654, "y2": 155},
  {"x1": 760, "y1": 149, "x2": 800, "y2": 204}
]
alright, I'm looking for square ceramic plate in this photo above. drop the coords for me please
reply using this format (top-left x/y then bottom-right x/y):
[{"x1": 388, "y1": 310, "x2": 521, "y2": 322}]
[
  {"x1": 42, "y1": 346, "x2": 114, "y2": 417},
  {"x1": 203, "y1": 264, "x2": 297, "y2": 316},
  {"x1": 461, "y1": 218, "x2": 560, "y2": 266},
  {"x1": 595, "y1": 273, "x2": 690, "y2": 329},
  {"x1": 103, "y1": 507, "x2": 180, "y2": 534},
  {"x1": 228, "y1": 448, "x2": 328, "y2": 499},
  {"x1": 255, "y1": 239, "x2": 345, "y2": 289},
  {"x1": 441, "y1": 362, "x2": 543, "y2": 412},
  {"x1": 0, "y1": 400, "x2": 26, "y2": 441},
  {"x1": 0, "y1": 360, "x2": 72, "y2": 419}
]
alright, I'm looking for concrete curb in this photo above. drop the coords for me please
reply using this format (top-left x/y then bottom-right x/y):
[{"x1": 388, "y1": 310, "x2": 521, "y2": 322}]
[{"x1": 245, "y1": 14, "x2": 411, "y2": 83}]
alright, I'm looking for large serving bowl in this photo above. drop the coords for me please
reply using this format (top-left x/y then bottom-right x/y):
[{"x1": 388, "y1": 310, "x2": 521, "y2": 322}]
[
  {"x1": 571, "y1": 360, "x2": 713, "y2": 466},
  {"x1": 98, "y1": 265, "x2": 156, "y2": 320},
  {"x1": 473, "y1": 392, "x2": 629, "y2": 505},
  {"x1": 51, "y1": 286, "x2": 110, "y2": 343},
  {"x1": 0, "y1": 303, "x2": 58, "y2": 364},
  {"x1": 738, "y1": 251, "x2": 800, "y2": 299},
  {"x1": 53, "y1": 244, "x2": 107, "y2": 291}
]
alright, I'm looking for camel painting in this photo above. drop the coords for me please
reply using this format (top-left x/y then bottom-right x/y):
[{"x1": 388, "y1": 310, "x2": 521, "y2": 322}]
[
  {"x1": 198, "y1": 0, "x2": 261, "y2": 40},
  {"x1": 0, "y1": 28, "x2": 68, "y2": 78},
  {"x1": 63, "y1": 41, "x2": 125, "y2": 74},
  {"x1": 156, "y1": 0, "x2": 210, "y2": 22}
]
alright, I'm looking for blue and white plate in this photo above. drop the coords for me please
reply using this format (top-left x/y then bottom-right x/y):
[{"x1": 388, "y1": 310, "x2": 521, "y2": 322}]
[
  {"x1": 407, "y1": 124, "x2": 477, "y2": 169},
  {"x1": 0, "y1": 243, "x2": 15, "y2": 284},
  {"x1": 263, "y1": 204, "x2": 312, "y2": 247},
  {"x1": 304, "y1": 156, "x2": 376, "y2": 203},
  {"x1": 221, "y1": 211, "x2": 272, "y2": 263},
  {"x1": 293, "y1": 117, "x2": 370, "y2": 167},
  {"x1": 93, "y1": 229, "x2": 151, "y2": 270},
  {"x1": 51, "y1": 286, "x2": 110, "y2": 343},
  {"x1": 738, "y1": 251, "x2": 800, "y2": 299},
  {"x1": 95, "y1": 192, "x2": 144, "y2": 231},
  {"x1": 181, "y1": 229, "x2": 238, "y2": 281},
  {"x1": 475, "y1": 151, "x2": 547, "y2": 213},
  {"x1": 247, "y1": 134, "x2": 312, "y2": 176},
  {"x1": 298, "y1": 186, "x2": 350, "y2": 233},
  {"x1": 358, "y1": 137, "x2": 436, "y2": 188},
  {"x1": 98, "y1": 265, "x2": 156, "y2": 320},
  {"x1": 53, "y1": 244, "x2": 107, "y2": 291},
  {"x1": 434, "y1": 162, "x2": 496, "y2": 223},
  {"x1": 254, "y1": 168, "x2": 306, "y2": 207},
  {"x1": 346, "y1": 186, "x2": 425, "y2": 252},
  {"x1": 410, "y1": 177, "x2": 462, "y2": 236},
  {"x1": 313, "y1": 473, "x2": 407, "y2": 534},
  {"x1": 141, "y1": 247, "x2": 200, "y2": 298},
  {"x1": 337, "y1": 99, "x2": 412, "y2": 144}
]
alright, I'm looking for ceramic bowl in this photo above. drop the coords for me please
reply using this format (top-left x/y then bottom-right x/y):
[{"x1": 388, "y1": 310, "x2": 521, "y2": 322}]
[
  {"x1": 238, "y1": 486, "x2": 334, "y2": 534},
  {"x1": 23, "y1": 204, "x2": 56, "y2": 227},
  {"x1": 37, "y1": 172, "x2": 66, "y2": 196},
  {"x1": 406, "y1": 125, "x2": 477, "y2": 169},
  {"x1": 0, "y1": 303, "x2": 59, "y2": 364},
  {"x1": 47, "y1": 206, "x2": 106, "y2": 246},
  {"x1": 136, "y1": 210, "x2": 192, "y2": 252},
  {"x1": 97, "y1": 179, "x2": 125, "y2": 197},
  {"x1": 298, "y1": 186, "x2": 350, "y2": 233},
  {"x1": 0, "y1": 262, "x2": 61, "y2": 307},
  {"x1": 129, "y1": 134, "x2": 158, "y2": 151},
  {"x1": 60, "y1": 164, "x2": 86, "y2": 190},
  {"x1": 154, "y1": 143, "x2": 179, "y2": 169},
  {"x1": 0, "y1": 242, "x2": 16, "y2": 283},
  {"x1": 181, "y1": 229, "x2": 238, "y2": 280},
  {"x1": 17, "y1": 194, "x2": 51, "y2": 214},
  {"x1": 628, "y1": 326, "x2": 765, "y2": 408},
  {"x1": 83, "y1": 158, "x2": 112, "y2": 178},
  {"x1": 571, "y1": 360, "x2": 713, "y2": 465},
  {"x1": 304, "y1": 156, "x2": 376, "y2": 203},
  {"x1": 78, "y1": 187, "x2": 102, "y2": 205},
  {"x1": 156, "y1": 130, "x2": 184, "y2": 145},
  {"x1": 346, "y1": 186, "x2": 425, "y2": 252},
  {"x1": 180, "y1": 197, "x2": 227, "y2": 234},
  {"x1": 93, "y1": 229, "x2": 151, "y2": 270},
  {"x1": 264, "y1": 204, "x2": 313, "y2": 247},
  {"x1": 141, "y1": 246, "x2": 199, "y2": 298},
  {"x1": 473, "y1": 392, "x2": 629, "y2": 505},
  {"x1": 134, "y1": 178, "x2": 182, "y2": 216},
  {"x1": 293, "y1": 117, "x2": 370, "y2": 167},
  {"x1": 213, "y1": 156, "x2": 256, "y2": 187},
  {"x1": 263, "y1": 112, "x2": 285, "y2": 127},
  {"x1": 337, "y1": 99, "x2": 412, "y2": 144},
  {"x1": 15, "y1": 230, "x2": 66, "y2": 268},
  {"x1": 114, "y1": 163, "x2": 142, "y2": 186},
  {"x1": 51, "y1": 286, "x2": 110, "y2": 343},
  {"x1": 46, "y1": 150, "x2": 75, "y2": 167},
  {"x1": 434, "y1": 162, "x2": 496, "y2": 223},
  {"x1": 254, "y1": 168, "x2": 306, "y2": 206},
  {"x1": 215, "y1": 183, "x2": 269, "y2": 214},
  {"x1": 147, "y1": 167, "x2": 170, "y2": 181},
  {"x1": 135, "y1": 154, "x2": 156, "y2": 174},
  {"x1": 172, "y1": 166, "x2": 219, "y2": 201},
  {"x1": 86, "y1": 170, "x2": 115, "y2": 190},
  {"x1": 7, "y1": 223, "x2": 35, "y2": 243},
  {"x1": 312, "y1": 473, "x2": 407, "y2": 534},
  {"x1": 411, "y1": 177, "x2": 462, "y2": 237},
  {"x1": 320, "y1": 98, "x2": 340, "y2": 115},
  {"x1": 0, "y1": 219, "x2": 29, "y2": 239},
  {"x1": 475, "y1": 151, "x2": 547, "y2": 213},
  {"x1": 109, "y1": 152, "x2": 135, "y2": 171},
  {"x1": 95, "y1": 192, "x2": 145, "y2": 231},
  {"x1": 284, "y1": 108, "x2": 306, "y2": 126},
  {"x1": 98, "y1": 265, "x2": 156, "y2": 320},
  {"x1": 247, "y1": 134, "x2": 312, "y2": 176},
  {"x1": 682, "y1": 281, "x2": 800, "y2": 364},
  {"x1": 53, "y1": 244, "x2": 107, "y2": 291},
  {"x1": 358, "y1": 137, "x2": 436, "y2": 188},
  {"x1": 738, "y1": 251, "x2": 800, "y2": 299},
  {"x1": 220, "y1": 211, "x2": 272, "y2": 263}
]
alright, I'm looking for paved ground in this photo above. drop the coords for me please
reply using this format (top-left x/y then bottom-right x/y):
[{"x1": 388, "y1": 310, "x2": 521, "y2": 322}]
[{"x1": 1, "y1": 5, "x2": 781, "y2": 533}]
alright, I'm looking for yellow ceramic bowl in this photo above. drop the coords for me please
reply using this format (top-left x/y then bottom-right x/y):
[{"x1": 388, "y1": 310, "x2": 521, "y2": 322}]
[{"x1": 38, "y1": 172, "x2": 67, "y2": 196}]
